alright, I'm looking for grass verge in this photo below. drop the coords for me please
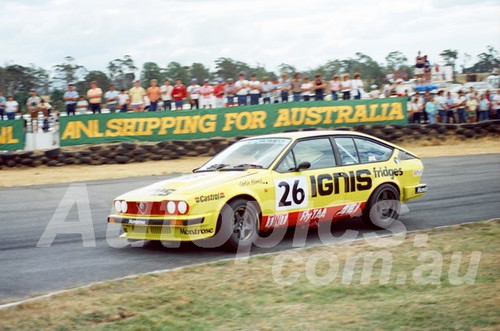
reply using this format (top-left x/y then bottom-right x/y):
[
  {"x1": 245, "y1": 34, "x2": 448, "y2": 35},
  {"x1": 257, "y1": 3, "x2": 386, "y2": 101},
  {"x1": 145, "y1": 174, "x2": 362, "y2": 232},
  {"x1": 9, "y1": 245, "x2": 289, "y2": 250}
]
[{"x1": 0, "y1": 220, "x2": 499, "y2": 330}]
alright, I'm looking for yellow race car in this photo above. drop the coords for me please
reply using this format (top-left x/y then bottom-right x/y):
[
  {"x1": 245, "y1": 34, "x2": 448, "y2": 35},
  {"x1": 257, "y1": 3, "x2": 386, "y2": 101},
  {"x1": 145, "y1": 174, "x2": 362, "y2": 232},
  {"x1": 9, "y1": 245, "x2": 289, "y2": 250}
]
[{"x1": 108, "y1": 130, "x2": 426, "y2": 250}]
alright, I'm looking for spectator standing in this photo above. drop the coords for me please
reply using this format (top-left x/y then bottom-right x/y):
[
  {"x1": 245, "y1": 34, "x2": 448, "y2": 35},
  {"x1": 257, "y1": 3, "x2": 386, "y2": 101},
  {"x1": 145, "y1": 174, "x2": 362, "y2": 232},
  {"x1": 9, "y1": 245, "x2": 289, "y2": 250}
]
[
  {"x1": 478, "y1": 94, "x2": 490, "y2": 122},
  {"x1": 235, "y1": 74, "x2": 249, "y2": 106},
  {"x1": 225, "y1": 78, "x2": 237, "y2": 107},
  {"x1": 301, "y1": 77, "x2": 313, "y2": 101},
  {"x1": 87, "y1": 81, "x2": 103, "y2": 114},
  {"x1": 415, "y1": 51, "x2": 424, "y2": 83},
  {"x1": 146, "y1": 79, "x2": 161, "y2": 112},
  {"x1": 213, "y1": 78, "x2": 225, "y2": 108},
  {"x1": 172, "y1": 78, "x2": 187, "y2": 110},
  {"x1": 160, "y1": 79, "x2": 173, "y2": 111},
  {"x1": 248, "y1": 74, "x2": 261, "y2": 105},
  {"x1": 436, "y1": 90, "x2": 448, "y2": 123},
  {"x1": 200, "y1": 79, "x2": 214, "y2": 109},
  {"x1": 0, "y1": 91, "x2": 6, "y2": 120},
  {"x1": 493, "y1": 88, "x2": 500, "y2": 120},
  {"x1": 291, "y1": 73, "x2": 302, "y2": 102},
  {"x1": 423, "y1": 55, "x2": 431, "y2": 83},
  {"x1": 329, "y1": 75, "x2": 341, "y2": 101},
  {"x1": 445, "y1": 91, "x2": 456, "y2": 123},
  {"x1": 76, "y1": 96, "x2": 89, "y2": 114},
  {"x1": 341, "y1": 74, "x2": 351, "y2": 100},
  {"x1": 278, "y1": 74, "x2": 291, "y2": 102},
  {"x1": 409, "y1": 96, "x2": 419, "y2": 123},
  {"x1": 117, "y1": 89, "x2": 130, "y2": 112},
  {"x1": 313, "y1": 74, "x2": 326, "y2": 101},
  {"x1": 351, "y1": 72, "x2": 364, "y2": 100},
  {"x1": 260, "y1": 77, "x2": 273, "y2": 104},
  {"x1": 104, "y1": 84, "x2": 119, "y2": 113},
  {"x1": 129, "y1": 80, "x2": 147, "y2": 112},
  {"x1": 466, "y1": 92, "x2": 478, "y2": 122},
  {"x1": 187, "y1": 78, "x2": 201, "y2": 109},
  {"x1": 425, "y1": 95, "x2": 437, "y2": 124},
  {"x1": 455, "y1": 91, "x2": 467, "y2": 123},
  {"x1": 26, "y1": 89, "x2": 41, "y2": 132},
  {"x1": 5, "y1": 95, "x2": 18, "y2": 120},
  {"x1": 37, "y1": 99, "x2": 51, "y2": 132},
  {"x1": 63, "y1": 83, "x2": 78, "y2": 116},
  {"x1": 485, "y1": 90, "x2": 492, "y2": 119}
]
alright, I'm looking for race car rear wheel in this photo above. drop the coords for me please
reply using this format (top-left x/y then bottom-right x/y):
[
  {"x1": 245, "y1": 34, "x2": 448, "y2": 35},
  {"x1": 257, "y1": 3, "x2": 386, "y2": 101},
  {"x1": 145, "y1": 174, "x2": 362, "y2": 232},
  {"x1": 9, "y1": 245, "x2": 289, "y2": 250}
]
[
  {"x1": 220, "y1": 199, "x2": 259, "y2": 251},
  {"x1": 362, "y1": 184, "x2": 400, "y2": 229}
]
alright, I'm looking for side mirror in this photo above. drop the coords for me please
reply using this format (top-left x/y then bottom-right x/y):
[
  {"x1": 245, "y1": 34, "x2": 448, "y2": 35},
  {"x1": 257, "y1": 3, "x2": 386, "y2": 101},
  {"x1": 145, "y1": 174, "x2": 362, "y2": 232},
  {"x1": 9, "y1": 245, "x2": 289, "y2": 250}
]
[{"x1": 290, "y1": 161, "x2": 311, "y2": 172}]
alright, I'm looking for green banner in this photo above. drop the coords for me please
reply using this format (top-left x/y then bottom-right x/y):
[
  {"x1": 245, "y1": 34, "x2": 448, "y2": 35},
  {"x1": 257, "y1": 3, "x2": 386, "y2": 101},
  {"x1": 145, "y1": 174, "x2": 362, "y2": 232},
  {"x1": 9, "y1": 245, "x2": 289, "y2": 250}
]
[
  {"x1": 0, "y1": 119, "x2": 25, "y2": 151},
  {"x1": 60, "y1": 98, "x2": 408, "y2": 146}
]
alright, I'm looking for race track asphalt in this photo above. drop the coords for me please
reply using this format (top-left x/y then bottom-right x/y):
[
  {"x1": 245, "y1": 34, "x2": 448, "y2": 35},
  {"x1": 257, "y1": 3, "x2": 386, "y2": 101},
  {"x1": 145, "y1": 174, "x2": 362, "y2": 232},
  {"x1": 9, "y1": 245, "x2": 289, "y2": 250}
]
[{"x1": 0, "y1": 153, "x2": 499, "y2": 301}]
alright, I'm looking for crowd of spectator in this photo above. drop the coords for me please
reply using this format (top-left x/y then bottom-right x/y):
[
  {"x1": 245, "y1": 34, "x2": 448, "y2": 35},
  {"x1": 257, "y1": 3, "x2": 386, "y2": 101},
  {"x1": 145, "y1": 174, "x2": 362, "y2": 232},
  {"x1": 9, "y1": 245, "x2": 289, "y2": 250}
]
[{"x1": 0, "y1": 69, "x2": 499, "y2": 133}]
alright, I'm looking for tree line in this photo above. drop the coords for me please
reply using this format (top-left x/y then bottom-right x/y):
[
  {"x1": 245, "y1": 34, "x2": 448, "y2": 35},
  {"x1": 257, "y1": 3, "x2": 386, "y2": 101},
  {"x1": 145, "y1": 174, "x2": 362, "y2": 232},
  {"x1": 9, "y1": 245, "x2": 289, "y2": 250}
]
[{"x1": 0, "y1": 46, "x2": 498, "y2": 113}]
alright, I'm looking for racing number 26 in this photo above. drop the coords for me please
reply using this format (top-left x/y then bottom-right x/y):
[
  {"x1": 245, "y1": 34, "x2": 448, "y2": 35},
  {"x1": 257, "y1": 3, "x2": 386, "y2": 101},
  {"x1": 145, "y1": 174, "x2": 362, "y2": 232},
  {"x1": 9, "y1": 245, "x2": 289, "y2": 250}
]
[{"x1": 275, "y1": 177, "x2": 308, "y2": 210}]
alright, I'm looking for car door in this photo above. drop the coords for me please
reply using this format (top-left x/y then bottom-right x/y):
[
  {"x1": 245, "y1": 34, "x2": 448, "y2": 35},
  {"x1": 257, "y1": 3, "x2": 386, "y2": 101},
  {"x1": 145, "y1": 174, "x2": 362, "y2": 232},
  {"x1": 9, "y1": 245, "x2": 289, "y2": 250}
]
[
  {"x1": 267, "y1": 137, "x2": 344, "y2": 229},
  {"x1": 331, "y1": 136, "x2": 394, "y2": 217}
]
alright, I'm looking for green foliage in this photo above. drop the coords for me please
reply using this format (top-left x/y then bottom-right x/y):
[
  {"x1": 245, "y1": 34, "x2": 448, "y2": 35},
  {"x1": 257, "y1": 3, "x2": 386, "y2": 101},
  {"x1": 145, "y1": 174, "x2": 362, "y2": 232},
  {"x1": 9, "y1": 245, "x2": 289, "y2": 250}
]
[{"x1": 140, "y1": 62, "x2": 163, "y2": 88}]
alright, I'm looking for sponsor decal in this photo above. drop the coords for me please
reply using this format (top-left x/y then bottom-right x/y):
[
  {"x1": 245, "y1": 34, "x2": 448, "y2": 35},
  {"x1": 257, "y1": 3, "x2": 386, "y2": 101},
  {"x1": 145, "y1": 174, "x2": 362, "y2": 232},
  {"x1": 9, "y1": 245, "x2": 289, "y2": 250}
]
[
  {"x1": 265, "y1": 213, "x2": 289, "y2": 228},
  {"x1": 415, "y1": 186, "x2": 427, "y2": 194},
  {"x1": 179, "y1": 228, "x2": 214, "y2": 235},
  {"x1": 310, "y1": 169, "x2": 372, "y2": 197},
  {"x1": 275, "y1": 177, "x2": 308, "y2": 211},
  {"x1": 152, "y1": 188, "x2": 176, "y2": 196},
  {"x1": 128, "y1": 219, "x2": 147, "y2": 225},
  {"x1": 239, "y1": 178, "x2": 265, "y2": 186},
  {"x1": 335, "y1": 202, "x2": 362, "y2": 217},
  {"x1": 413, "y1": 169, "x2": 423, "y2": 177},
  {"x1": 373, "y1": 167, "x2": 403, "y2": 180},
  {"x1": 298, "y1": 208, "x2": 327, "y2": 223},
  {"x1": 195, "y1": 192, "x2": 225, "y2": 203},
  {"x1": 137, "y1": 202, "x2": 147, "y2": 214}
]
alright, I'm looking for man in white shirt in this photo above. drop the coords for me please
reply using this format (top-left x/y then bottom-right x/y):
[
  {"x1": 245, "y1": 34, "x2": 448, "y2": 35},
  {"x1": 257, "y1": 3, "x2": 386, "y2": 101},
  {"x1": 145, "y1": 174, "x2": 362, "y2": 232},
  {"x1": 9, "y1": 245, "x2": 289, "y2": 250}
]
[
  {"x1": 455, "y1": 90, "x2": 467, "y2": 123},
  {"x1": 160, "y1": 79, "x2": 174, "y2": 111},
  {"x1": 5, "y1": 95, "x2": 18, "y2": 120},
  {"x1": 118, "y1": 89, "x2": 130, "y2": 112},
  {"x1": 248, "y1": 74, "x2": 261, "y2": 105},
  {"x1": 235, "y1": 73, "x2": 249, "y2": 106},
  {"x1": 187, "y1": 78, "x2": 201, "y2": 109},
  {"x1": 104, "y1": 84, "x2": 119, "y2": 113}
]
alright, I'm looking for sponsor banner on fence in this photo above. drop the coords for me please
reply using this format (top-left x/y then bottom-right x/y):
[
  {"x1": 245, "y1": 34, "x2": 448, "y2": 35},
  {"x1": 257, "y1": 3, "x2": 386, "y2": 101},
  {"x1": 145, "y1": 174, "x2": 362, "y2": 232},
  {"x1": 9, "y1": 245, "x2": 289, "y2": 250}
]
[
  {"x1": 59, "y1": 98, "x2": 408, "y2": 146},
  {"x1": 0, "y1": 119, "x2": 25, "y2": 151}
]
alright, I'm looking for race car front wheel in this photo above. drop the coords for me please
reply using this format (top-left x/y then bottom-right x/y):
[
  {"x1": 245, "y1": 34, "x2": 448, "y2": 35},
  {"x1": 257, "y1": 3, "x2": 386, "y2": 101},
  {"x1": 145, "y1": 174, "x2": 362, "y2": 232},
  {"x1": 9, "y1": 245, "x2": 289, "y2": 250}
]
[
  {"x1": 362, "y1": 184, "x2": 400, "y2": 229},
  {"x1": 220, "y1": 199, "x2": 259, "y2": 251}
]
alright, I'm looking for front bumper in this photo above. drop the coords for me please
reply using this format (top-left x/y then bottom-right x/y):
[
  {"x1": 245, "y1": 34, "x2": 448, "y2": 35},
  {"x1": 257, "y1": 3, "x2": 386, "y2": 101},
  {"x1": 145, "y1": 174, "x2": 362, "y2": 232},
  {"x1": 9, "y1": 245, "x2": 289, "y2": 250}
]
[
  {"x1": 108, "y1": 215, "x2": 216, "y2": 241},
  {"x1": 402, "y1": 184, "x2": 427, "y2": 201}
]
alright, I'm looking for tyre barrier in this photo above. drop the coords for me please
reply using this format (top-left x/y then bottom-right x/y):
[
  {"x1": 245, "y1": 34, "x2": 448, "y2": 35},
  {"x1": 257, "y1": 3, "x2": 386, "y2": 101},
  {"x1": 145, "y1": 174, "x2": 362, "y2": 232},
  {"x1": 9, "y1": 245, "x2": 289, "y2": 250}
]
[{"x1": 1, "y1": 120, "x2": 499, "y2": 169}]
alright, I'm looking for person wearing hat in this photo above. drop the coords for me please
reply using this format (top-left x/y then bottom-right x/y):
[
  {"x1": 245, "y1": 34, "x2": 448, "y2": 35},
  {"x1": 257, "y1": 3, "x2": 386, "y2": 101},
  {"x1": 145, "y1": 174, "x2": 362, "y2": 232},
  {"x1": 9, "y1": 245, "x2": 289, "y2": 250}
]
[
  {"x1": 187, "y1": 78, "x2": 201, "y2": 109},
  {"x1": 199, "y1": 79, "x2": 214, "y2": 109},
  {"x1": 225, "y1": 78, "x2": 237, "y2": 107},
  {"x1": 369, "y1": 85, "x2": 381, "y2": 99},
  {"x1": 87, "y1": 81, "x2": 103, "y2": 114},
  {"x1": 213, "y1": 78, "x2": 226, "y2": 109},
  {"x1": 129, "y1": 80, "x2": 146, "y2": 112},
  {"x1": 26, "y1": 89, "x2": 41, "y2": 132},
  {"x1": 63, "y1": 83, "x2": 78, "y2": 116}
]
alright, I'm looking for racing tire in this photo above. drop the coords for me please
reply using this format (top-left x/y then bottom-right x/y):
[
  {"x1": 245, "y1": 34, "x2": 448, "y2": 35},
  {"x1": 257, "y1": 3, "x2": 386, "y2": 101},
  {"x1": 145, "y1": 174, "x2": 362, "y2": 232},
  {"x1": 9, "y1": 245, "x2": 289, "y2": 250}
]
[
  {"x1": 362, "y1": 184, "x2": 400, "y2": 229},
  {"x1": 219, "y1": 199, "x2": 260, "y2": 251}
]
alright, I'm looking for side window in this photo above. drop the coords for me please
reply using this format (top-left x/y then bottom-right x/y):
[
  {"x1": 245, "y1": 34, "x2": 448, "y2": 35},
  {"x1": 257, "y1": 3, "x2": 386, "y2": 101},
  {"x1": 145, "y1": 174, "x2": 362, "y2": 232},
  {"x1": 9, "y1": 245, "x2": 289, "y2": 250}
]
[
  {"x1": 276, "y1": 138, "x2": 335, "y2": 172},
  {"x1": 354, "y1": 138, "x2": 393, "y2": 163},
  {"x1": 335, "y1": 137, "x2": 359, "y2": 165}
]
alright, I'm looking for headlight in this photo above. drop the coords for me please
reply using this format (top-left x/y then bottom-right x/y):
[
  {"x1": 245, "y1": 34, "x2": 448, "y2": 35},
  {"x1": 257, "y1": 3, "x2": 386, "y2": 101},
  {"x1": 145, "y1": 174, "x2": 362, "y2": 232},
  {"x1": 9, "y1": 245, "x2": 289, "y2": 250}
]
[
  {"x1": 177, "y1": 201, "x2": 188, "y2": 214},
  {"x1": 121, "y1": 201, "x2": 128, "y2": 213},
  {"x1": 114, "y1": 200, "x2": 122, "y2": 213},
  {"x1": 166, "y1": 201, "x2": 176, "y2": 214}
]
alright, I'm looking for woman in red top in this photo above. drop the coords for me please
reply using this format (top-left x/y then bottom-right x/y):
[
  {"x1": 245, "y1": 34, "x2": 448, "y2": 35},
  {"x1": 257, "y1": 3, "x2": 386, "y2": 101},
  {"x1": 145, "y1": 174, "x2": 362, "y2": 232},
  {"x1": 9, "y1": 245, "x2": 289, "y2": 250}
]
[{"x1": 172, "y1": 79, "x2": 187, "y2": 110}]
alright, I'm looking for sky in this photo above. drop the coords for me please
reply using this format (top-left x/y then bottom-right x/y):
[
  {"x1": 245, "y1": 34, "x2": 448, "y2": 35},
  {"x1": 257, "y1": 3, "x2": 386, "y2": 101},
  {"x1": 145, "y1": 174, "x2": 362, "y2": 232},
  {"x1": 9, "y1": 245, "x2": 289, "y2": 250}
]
[{"x1": 1, "y1": 0, "x2": 499, "y2": 76}]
